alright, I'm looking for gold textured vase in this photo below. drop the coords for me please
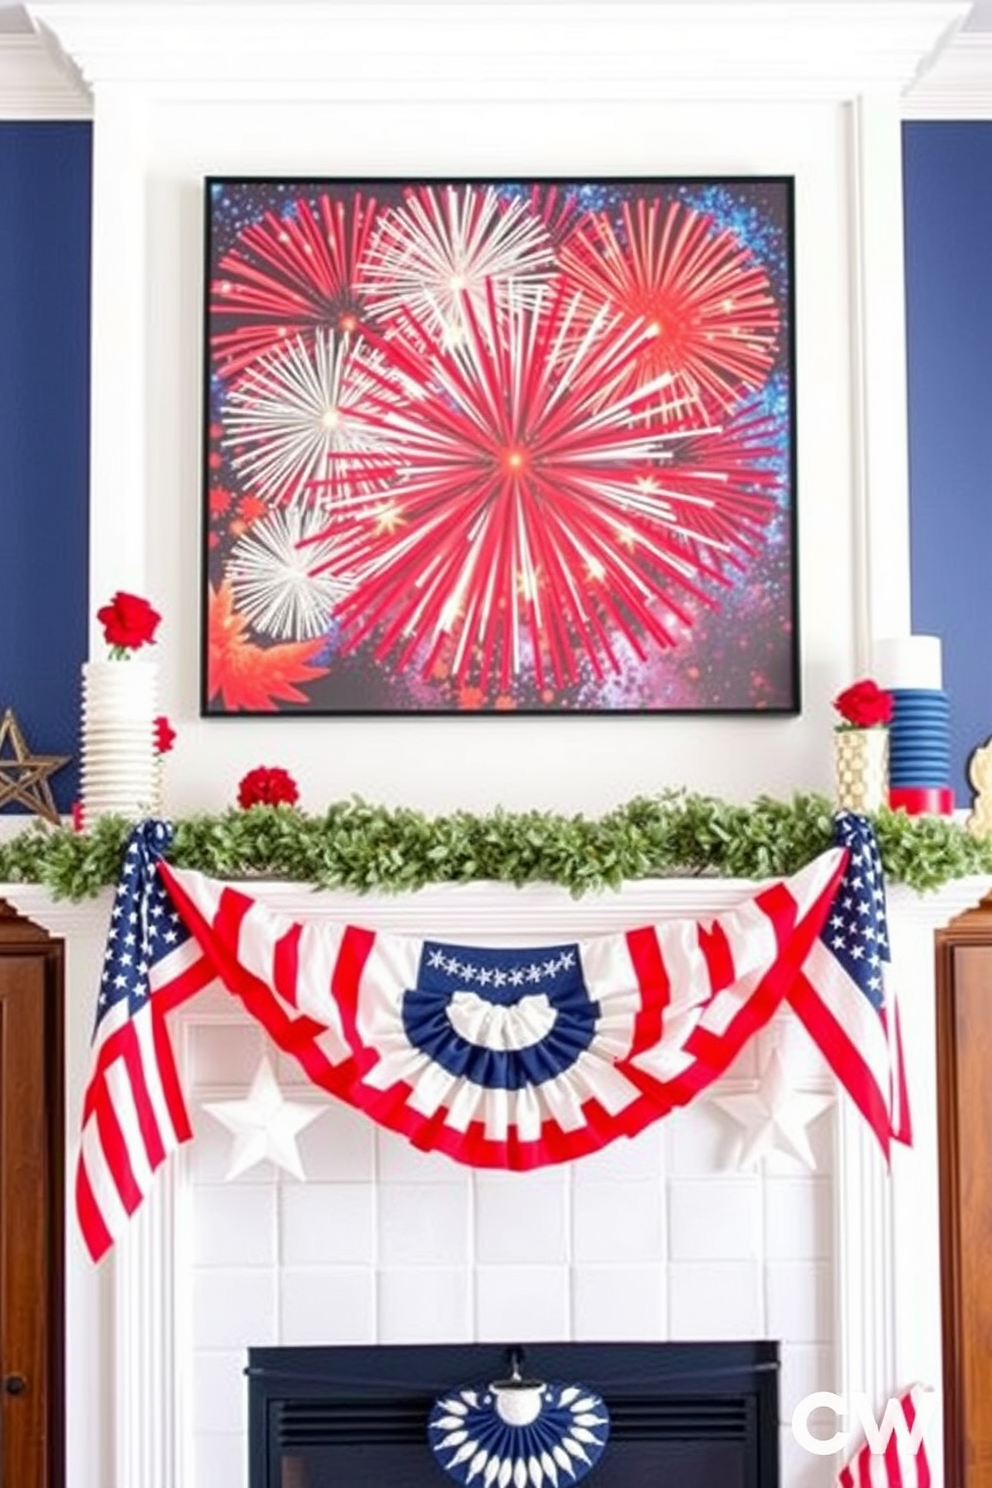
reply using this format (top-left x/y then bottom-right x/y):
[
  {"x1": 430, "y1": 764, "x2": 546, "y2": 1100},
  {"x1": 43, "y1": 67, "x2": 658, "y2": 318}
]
[{"x1": 833, "y1": 727, "x2": 889, "y2": 814}]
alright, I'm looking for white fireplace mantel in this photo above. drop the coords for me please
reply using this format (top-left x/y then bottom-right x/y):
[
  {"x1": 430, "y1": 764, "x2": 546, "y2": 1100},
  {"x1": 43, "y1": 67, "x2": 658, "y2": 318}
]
[{"x1": 3, "y1": 868, "x2": 987, "y2": 1488}]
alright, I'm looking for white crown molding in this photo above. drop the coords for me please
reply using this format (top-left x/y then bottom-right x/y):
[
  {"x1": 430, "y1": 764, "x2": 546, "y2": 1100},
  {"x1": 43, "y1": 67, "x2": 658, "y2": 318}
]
[
  {"x1": 904, "y1": 31, "x2": 992, "y2": 114},
  {"x1": 26, "y1": 1, "x2": 969, "y2": 101},
  {"x1": 0, "y1": 30, "x2": 90, "y2": 115}
]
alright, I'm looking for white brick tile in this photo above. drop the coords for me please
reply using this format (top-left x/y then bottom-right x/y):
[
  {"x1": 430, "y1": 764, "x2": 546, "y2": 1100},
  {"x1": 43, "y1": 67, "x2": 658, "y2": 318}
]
[
  {"x1": 476, "y1": 1266, "x2": 570, "y2": 1340},
  {"x1": 190, "y1": 1269, "x2": 278, "y2": 1349},
  {"x1": 572, "y1": 1124, "x2": 664, "y2": 1182},
  {"x1": 377, "y1": 1128, "x2": 472, "y2": 1183},
  {"x1": 190, "y1": 1351, "x2": 247, "y2": 1434},
  {"x1": 766, "y1": 1260, "x2": 834, "y2": 1343},
  {"x1": 779, "y1": 1343, "x2": 835, "y2": 1422},
  {"x1": 190, "y1": 1431, "x2": 245, "y2": 1488},
  {"x1": 572, "y1": 1180, "x2": 663, "y2": 1263},
  {"x1": 764, "y1": 1180, "x2": 833, "y2": 1260},
  {"x1": 475, "y1": 1171, "x2": 568, "y2": 1264},
  {"x1": 668, "y1": 1178, "x2": 760, "y2": 1261},
  {"x1": 666, "y1": 1102, "x2": 731, "y2": 1176},
  {"x1": 767, "y1": 1020, "x2": 833, "y2": 1085},
  {"x1": 779, "y1": 1422, "x2": 841, "y2": 1488},
  {"x1": 667, "y1": 1261, "x2": 763, "y2": 1339},
  {"x1": 572, "y1": 1265, "x2": 665, "y2": 1339},
  {"x1": 185, "y1": 1107, "x2": 272, "y2": 1185},
  {"x1": 190, "y1": 1183, "x2": 277, "y2": 1267},
  {"x1": 188, "y1": 1022, "x2": 264, "y2": 1087},
  {"x1": 378, "y1": 1182, "x2": 469, "y2": 1265},
  {"x1": 378, "y1": 1268, "x2": 472, "y2": 1342},
  {"x1": 280, "y1": 1267, "x2": 375, "y2": 1344},
  {"x1": 280, "y1": 1183, "x2": 374, "y2": 1265},
  {"x1": 295, "y1": 1099, "x2": 375, "y2": 1180}
]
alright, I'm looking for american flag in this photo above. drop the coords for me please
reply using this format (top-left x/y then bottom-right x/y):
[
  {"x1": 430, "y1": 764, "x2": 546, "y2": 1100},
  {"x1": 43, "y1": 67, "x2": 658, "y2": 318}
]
[
  {"x1": 788, "y1": 812, "x2": 910, "y2": 1161},
  {"x1": 75, "y1": 820, "x2": 215, "y2": 1262},
  {"x1": 836, "y1": 1386, "x2": 932, "y2": 1487}
]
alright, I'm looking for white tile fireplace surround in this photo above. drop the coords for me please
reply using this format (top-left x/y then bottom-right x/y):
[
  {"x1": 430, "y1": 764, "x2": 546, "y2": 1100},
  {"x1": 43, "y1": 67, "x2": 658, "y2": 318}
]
[{"x1": 5, "y1": 870, "x2": 987, "y2": 1488}]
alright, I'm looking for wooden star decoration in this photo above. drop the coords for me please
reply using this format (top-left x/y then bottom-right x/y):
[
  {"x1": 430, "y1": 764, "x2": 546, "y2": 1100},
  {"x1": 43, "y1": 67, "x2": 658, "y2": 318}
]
[{"x1": 0, "y1": 709, "x2": 70, "y2": 827}]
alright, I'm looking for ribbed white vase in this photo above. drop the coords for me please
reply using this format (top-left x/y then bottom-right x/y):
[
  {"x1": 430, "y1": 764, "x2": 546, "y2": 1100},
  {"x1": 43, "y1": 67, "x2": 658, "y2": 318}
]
[{"x1": 80, "y1": 659, "x2": 161, "y2": 824}]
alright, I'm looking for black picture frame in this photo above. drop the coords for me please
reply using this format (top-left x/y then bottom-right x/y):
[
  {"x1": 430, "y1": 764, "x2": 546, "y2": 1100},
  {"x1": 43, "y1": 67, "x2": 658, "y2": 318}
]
[{"x1": 202, "y1": 175, "x2": 798, "y2": 717}]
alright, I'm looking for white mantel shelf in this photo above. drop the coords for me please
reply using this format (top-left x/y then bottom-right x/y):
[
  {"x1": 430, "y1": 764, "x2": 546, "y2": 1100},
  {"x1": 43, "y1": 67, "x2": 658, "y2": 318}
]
[{"x1": 2, "y1": 869, "x2": 987, "y2": 1488}]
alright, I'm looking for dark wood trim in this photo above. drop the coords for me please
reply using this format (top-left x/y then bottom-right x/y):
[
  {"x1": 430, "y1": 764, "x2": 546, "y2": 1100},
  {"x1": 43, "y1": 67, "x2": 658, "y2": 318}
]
[
  {"x1": 0, "y1": 897, "x2": 65, "y2": 1488},
  {"x1": 936, "y1": 929, "x2": 964, "y2": 1488},
  {"x1": 936, "y1": 898, "x2": 992, "y2": 1488}
]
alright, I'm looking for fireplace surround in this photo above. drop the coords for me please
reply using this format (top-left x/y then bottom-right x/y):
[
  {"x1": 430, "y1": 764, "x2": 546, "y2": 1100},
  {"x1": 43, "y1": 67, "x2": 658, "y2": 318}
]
[
  {"x1": 247, "y1": 1341, "x2": 780, "y2": 1488},
  {"x1": 1, "y1": 868, "x2": 986, "y2": 1488}
]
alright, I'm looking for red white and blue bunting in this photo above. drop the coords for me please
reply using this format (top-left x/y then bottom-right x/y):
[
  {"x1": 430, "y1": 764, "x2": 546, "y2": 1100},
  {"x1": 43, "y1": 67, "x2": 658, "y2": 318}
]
[{"x1": 74, "y1": 813, "x2": 909, "y2": 1261}]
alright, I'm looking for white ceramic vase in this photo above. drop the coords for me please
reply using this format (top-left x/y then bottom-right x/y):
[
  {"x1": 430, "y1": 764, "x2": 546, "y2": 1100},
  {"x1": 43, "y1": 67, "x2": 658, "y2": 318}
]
[{"x1": 80, "y1": 659, "x2": 161, "y2": 825}]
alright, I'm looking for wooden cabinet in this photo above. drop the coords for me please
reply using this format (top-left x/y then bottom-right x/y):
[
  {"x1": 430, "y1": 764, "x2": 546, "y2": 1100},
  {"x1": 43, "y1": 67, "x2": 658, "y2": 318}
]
[
  {"x1": 0, "y1": 898, "x2": 64, "y2": 1488},
  {"x1": 937, "y1": 896, "x2": 992, "y2": 1488}
]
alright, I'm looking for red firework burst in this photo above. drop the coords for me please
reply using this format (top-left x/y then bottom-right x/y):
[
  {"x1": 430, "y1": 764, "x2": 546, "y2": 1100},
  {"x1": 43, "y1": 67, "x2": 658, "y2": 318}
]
[
  {"x1": 304, "y1": 284, "x2": 767, "y2": 697},
  {"x1": 211, "y1": 192, "x2": 380, "y2": 379},
  {"x1": 632, "y1": 399, "x2": 784, "y2": 570},
  {"x1": 559, "y1": 197, "x2": 780, "y2": 425}
]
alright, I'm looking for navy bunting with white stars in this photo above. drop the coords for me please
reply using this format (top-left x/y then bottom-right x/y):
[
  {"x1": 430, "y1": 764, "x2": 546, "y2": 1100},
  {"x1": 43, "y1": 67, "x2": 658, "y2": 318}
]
[{"x1": 405, "y1": 940, "x2": 597, "y2": 1089}]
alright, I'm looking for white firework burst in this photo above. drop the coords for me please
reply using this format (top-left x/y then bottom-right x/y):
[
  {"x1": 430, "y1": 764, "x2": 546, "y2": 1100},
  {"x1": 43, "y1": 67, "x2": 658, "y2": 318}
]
[
  {"x1": 358, "y1": 183, "x2": 558, "y2": 345},
  {"x1": 228, "y1": 507, "x2": 351, "y2": 640},
  {"x1": 222, "y1": 329, "x2": 404, "y2": 508}
]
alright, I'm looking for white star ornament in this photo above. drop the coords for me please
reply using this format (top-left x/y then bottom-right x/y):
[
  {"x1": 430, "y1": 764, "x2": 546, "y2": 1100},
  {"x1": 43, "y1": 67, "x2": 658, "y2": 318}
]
[
  {"x1": 713, "y1": 1047, "x2": 834, "y2": 1171},
  {"x1": 203, "y1": 1056, "x2": 324, "y2": 1181}
]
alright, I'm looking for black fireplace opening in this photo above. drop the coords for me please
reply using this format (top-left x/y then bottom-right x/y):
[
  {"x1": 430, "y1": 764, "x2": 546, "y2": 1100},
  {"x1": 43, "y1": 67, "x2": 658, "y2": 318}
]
[{"x1": 248, "y1": 1340, "x2": 779, "y2": 1488}]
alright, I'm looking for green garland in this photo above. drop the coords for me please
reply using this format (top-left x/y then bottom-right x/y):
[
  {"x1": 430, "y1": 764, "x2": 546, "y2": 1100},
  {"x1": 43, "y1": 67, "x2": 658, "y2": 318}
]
[{"x1": 1, "y1": 791, "x2": 991, "y2": 901}]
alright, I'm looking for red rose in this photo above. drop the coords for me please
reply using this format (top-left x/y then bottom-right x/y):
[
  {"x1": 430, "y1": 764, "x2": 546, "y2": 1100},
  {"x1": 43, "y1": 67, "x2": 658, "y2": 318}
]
[
  {"x1": 237, "y1": 765, "x2": 300, "y2": 809},
  {"x1": 833, "y1": 678, "x2": 893, "y2": 728},
  {"x1": 97, "y1": 591, "x2": 162, "y2": 654},
  {"x1": 154, "y1": 715, "x2": 176, "y2": 754}
]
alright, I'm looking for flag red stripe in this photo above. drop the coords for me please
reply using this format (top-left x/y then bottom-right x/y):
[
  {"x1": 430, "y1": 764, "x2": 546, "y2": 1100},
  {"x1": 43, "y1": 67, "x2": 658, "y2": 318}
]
[
  {"x1": 273, "y1": 922, "x2": 303, "y2": 1009},
  {"x1": 121, "y1": 1025, "x2": 167, "y2": 1169},
  {"x1": 891, "y1": 1002, "x2": 913, "y2": 1147},
  {"x1": 788, "y1": 973, "x2": 892, "y2": 1161},
  {"x1": 625, "y1": 925, "x2": 671, "y2": 1058},
  {"x1": 330, "y1": 925, "x2": 377, "y2": 1051},
  {"x1": 698, "y1": 920, "x2": 734, "y2": 992},
  {"x1": 75, "y1": 1155, "x2": 113, "y2": 1263},
  {"x1": 151, "y1": 1005, "x2": 193, "y2": 1143},
  {"x1": 94, "y1": 1079, "x2": 143, "y2": 1215},
  {"x1": 154, "y1": 953, "x2": 216, "y2": 1015}
]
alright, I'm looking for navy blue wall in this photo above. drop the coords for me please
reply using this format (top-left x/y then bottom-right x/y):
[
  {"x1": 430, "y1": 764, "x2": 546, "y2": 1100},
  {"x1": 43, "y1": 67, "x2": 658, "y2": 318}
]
[
  {"x1": 903, "y1": 121, "x2": 992, "y2": 807},
  {"x1": 0, "y1": 122, "x2": 91, "y2": 815}
]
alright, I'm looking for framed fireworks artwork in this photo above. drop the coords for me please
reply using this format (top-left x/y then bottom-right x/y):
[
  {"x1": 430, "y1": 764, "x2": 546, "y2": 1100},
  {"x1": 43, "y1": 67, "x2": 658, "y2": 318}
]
[{"x1": 202, "y1": 176, "x2": 798, "y2": 716}]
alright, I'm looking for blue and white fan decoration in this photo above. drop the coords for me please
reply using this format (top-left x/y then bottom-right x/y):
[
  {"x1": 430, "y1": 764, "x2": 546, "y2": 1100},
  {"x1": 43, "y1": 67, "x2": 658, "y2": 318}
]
[{"x1": 428, "y1": 1365, "x2": 610, "y2": 1487}]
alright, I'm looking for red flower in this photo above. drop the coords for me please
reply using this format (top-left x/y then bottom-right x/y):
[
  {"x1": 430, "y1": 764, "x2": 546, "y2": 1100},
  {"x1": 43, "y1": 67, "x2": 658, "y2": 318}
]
[
  {"x1": 833, "y1": 678, "x2": 893, "y2": 729},
  {"x1": 96, "y1": 591, "x2": 161, "y2": 655},
  {"x1": 237, "y1": 765, "x2": 300, "y2": 809},
  {"x1": 154, "y1": 715, "x2": 176, "y2": 754}
]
